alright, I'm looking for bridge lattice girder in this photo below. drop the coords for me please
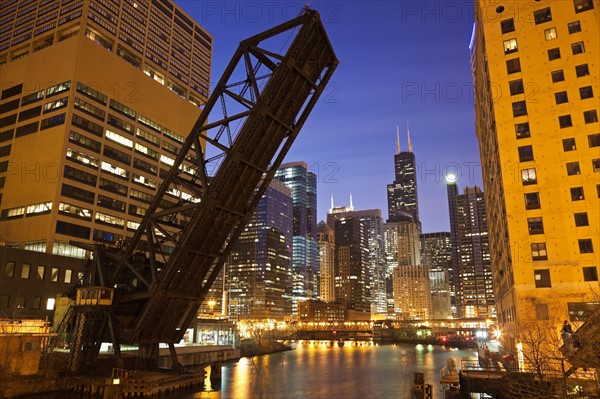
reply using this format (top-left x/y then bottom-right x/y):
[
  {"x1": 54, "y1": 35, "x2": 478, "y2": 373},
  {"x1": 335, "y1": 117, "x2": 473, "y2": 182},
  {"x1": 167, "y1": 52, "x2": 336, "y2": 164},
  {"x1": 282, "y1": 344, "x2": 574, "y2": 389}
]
[{"x1": 91, "y1": 9, "x2": 339, "y2": 346}]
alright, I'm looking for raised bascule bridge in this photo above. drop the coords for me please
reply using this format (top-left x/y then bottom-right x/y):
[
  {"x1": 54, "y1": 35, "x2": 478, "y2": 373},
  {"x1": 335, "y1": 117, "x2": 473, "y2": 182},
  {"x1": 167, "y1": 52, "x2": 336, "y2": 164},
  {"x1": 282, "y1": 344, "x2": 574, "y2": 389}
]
[{"x1": 45, "y1": 8, "x2": 338, "y2": 371}]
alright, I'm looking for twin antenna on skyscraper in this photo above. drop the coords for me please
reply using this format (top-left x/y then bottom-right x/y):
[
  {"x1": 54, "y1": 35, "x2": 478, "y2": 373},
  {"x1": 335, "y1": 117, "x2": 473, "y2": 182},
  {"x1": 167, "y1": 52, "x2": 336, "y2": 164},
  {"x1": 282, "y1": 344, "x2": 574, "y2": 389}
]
[{"x1": 396, "y1": 123, "x2": 413, "y2": 154}]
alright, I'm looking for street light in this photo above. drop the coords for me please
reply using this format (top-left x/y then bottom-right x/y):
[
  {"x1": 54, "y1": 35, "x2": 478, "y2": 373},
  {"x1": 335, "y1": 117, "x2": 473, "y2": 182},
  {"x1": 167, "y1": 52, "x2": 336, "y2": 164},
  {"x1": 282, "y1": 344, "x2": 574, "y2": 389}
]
[{"x1": 207, "y1": 300, "x2": 216, "y2": 316}]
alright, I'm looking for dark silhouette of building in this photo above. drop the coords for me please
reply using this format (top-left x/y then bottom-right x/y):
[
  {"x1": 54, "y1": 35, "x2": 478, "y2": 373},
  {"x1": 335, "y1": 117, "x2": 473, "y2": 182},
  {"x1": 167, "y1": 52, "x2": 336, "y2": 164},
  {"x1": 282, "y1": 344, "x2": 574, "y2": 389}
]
[
  {"x1": 274, "y1": 162, "x2": 318, "y2": 315},
  {"x1": 227, "y1": 180, "x2": 293, "y2": 320},
  {"x1": 420, "y1": 232, "x2": 452, "y2": 319},
  {"x1": 327, "y1": 210, "x2": 371, "y2": 321},
  {"x1": 447, "y1": 183, "x2": 494, "y2": 318},
  {"x1": 328, "y1": 201, "x2": 386, "y2": 315}
]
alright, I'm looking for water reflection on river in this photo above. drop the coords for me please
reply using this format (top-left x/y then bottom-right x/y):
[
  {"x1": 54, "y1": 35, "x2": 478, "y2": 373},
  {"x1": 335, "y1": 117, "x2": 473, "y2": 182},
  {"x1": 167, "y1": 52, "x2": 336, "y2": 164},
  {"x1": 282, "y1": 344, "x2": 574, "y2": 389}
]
[{"x1": 188, "y1": 341, "x2": 476, "y2": 399}]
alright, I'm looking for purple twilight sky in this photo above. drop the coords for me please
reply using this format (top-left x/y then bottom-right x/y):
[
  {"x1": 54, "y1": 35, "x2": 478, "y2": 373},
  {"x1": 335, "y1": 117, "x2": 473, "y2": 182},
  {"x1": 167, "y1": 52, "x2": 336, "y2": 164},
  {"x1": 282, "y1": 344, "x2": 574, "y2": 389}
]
[{"x1": 175, "y1": 0, "x2": 483, "y2": 233}]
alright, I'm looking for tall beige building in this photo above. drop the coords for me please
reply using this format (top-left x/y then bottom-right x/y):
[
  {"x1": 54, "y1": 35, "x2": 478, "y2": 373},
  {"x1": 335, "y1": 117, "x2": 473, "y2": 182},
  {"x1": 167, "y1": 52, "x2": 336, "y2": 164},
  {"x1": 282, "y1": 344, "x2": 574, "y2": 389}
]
[
  {"x1": 317, "y1": 220, "x2": 336, "y2": 303},
  {"x1": 0, "y1": 0, "x2": 211, "y2": 257},
  {"x1": 473, "y1": 0, "x2": 599, "y2": 352},
  {"x1": 392, "y1": 215, "x2": 431, "y2": 320}
]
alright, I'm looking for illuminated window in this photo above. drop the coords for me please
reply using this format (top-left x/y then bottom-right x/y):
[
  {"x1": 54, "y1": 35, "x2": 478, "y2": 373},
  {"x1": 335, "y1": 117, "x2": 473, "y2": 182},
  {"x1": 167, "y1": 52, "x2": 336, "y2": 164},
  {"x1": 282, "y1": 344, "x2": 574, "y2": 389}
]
[
  {"x1": 59, "y1": 202, "x2": 92, "y2": 220},
  {"x1": 51, "y1": 268, "x2": 59, "y2": 282},
  {"x1": 46, "y1": 298, "x2": 56, "y2": 310},
  {"x1": 105, "y1": 129, "x2": 133, "y2": 148},
  {"x1": 21, "y1": 263, "x2": 31, "y2": 279},
  {"x1": 64, "y1": 269, "x2": 72, "y2": 283},
  {"x1": 95, "y1": 211, "x2": 125, "y2": 227},
  {"x1": 36, "y1": 266, "x2": 45, "y2": 280},
  {"x1": 531, "y1": 243, "x2": 547, "y2": 261},
  {"x1": 521, "y1": 168, "x2": 537, "y2": 185},
  {"x1": 503, "y1": 38, "x2": 518, "y2": 54},
  {"x1": 46, "y1": 81, "x2": 71, "y2": 97},
  {"x1": 544, "y1": 27, "x2": 557, "y2": 41},
  {"x1": 143, "y1": 65, "x2": 165, "y2": 85},
  {"x1": 1, "y1": 206, "x2": 25, "y2": 219}
]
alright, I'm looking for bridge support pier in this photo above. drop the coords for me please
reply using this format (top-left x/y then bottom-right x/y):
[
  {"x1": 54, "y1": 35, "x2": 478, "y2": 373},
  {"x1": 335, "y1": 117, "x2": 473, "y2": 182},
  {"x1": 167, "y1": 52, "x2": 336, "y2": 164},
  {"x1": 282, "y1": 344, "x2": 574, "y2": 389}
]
[
  {"x1": 210, "y1": 362, "x2": 222, "y2": 380},
  {"x1": 138, "y1": 343, "x2": 159, "y2": 369}
]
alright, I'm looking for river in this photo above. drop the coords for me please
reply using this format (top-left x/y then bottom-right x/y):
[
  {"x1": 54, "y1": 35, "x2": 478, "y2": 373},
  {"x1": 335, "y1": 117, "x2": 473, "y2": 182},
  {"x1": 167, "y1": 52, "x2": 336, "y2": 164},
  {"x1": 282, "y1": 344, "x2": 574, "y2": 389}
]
[{"x1": 181, "y1": 340, "x2": 477, "y2": 399}]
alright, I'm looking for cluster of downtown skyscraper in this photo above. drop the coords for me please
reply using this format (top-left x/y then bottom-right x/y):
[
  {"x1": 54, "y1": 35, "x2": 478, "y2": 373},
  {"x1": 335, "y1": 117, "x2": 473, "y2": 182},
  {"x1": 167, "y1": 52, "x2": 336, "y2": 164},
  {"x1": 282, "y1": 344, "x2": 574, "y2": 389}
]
[{"x1": 204, "y1": 133, "x2": 495, "y2": 322}]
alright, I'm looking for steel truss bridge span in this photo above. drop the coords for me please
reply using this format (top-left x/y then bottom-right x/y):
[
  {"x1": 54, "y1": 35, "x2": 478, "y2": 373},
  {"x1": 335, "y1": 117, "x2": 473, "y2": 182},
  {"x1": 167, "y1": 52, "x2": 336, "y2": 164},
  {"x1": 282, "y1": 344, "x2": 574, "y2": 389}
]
[{"x1": 59, "y1": 9, "x2": 338, "y2": 371}]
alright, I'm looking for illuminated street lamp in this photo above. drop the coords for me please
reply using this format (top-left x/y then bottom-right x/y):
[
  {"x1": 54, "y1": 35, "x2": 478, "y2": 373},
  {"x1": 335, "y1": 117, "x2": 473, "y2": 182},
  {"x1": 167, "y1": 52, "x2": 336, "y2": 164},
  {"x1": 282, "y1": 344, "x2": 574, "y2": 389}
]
[{"x1": 207, "y1": 300, "x2": 216, "y2": 316}]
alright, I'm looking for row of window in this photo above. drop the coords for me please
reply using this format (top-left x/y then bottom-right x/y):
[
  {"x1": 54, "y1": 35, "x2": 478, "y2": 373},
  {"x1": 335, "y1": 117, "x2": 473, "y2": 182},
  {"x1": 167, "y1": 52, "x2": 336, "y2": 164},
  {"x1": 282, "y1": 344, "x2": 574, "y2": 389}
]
[
  {"x1": 3, "y1": 261, "x2": 76, "y2": 283},
  {"x1": 0, "y1": 295, "x2": 56, "y2": 311},
  {"x1": 534, "y1": 266, "x2": 597, "y2": 289},
  {"x1": 499, "y1": 1, "x2": 594, "y2": 35},
  {"x1": 503, "y1": 19, "x2": 585, "y2": 55}
]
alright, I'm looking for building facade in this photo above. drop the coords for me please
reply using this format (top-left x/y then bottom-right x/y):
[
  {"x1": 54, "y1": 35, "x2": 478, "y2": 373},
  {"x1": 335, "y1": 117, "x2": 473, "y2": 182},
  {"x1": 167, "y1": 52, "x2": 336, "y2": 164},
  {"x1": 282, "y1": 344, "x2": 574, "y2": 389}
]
[
  {"x1": 420, "y1": 232, "x2": 452, "y2": 319},
  {"x1": 227, "y1": 179, "x2": 293, "y2": 321},
  {"x1": 473, "y1": 0, "x2": 599, "y2": 351},
  {"x1": 327, "y1": 212, "x2": 371, "y2": 320},
  {"x1": 392, "y1": 215, "x2": 431, "y2": 320},
  {"x1": 317, "y1": 220, "x2": 335, "y2": 303},
  {"x1": 274, "y1": 162, "x2": 318, "y2": 315},
  {"x1": 0, "y1": 246, "x2": 87, "y2": 320},
  {"x1": 328, "y1": 205, "x2": 386, "y2": 315},
  {"x1": 298, "y1": 299, "x2": 345, "y2": 322},
  {"x1": 447, "y1": 184, "x2": 494, "y2": 319},
  {"x1": 0, "y1": 0, "x2": 211, "y2": 258}
]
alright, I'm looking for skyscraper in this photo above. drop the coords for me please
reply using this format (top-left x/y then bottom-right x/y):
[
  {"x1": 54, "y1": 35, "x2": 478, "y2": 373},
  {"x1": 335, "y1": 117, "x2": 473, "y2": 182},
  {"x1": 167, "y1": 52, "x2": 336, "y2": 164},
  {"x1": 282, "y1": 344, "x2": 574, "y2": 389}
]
[
  {"x1": 0, "y1": 0, "x2": 211, "y2": 321},
  {"x1": 387, "y1": 126, "x2": 419, "y2": 227},
  {"x1": 274, "y1": 161, "x2": 318, "y2": 314},
  {"x1": 447, "y1": 183, "x2": 494, "y2": 319},
  {"x1": 330, "y1": 215, "x2": 371, "y2": 320},
  {"x1": 386, "y1": 128, "x2": 430, "y2": 319},
  {"x1": 317, "y1": 220, "x2": 335, "y2": 303},
  {"x1": 0, "y1": 0, "x2": 211, "y2": 256},
  {"x1": 473, "y1": 0, "x2": 599, "y2": 351},
  {"x1": 392, "y1": 212, "x2": 431, "y2": 320},
  {"x1": 420, "y1": 232, "x2": 452, "y2": 319},
  {"x1": 227, "y1": 179, "x2": 293, "y2": 320},
  {"x1": 328, "y1": 198, "x2": 387, "y2": 315}
]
